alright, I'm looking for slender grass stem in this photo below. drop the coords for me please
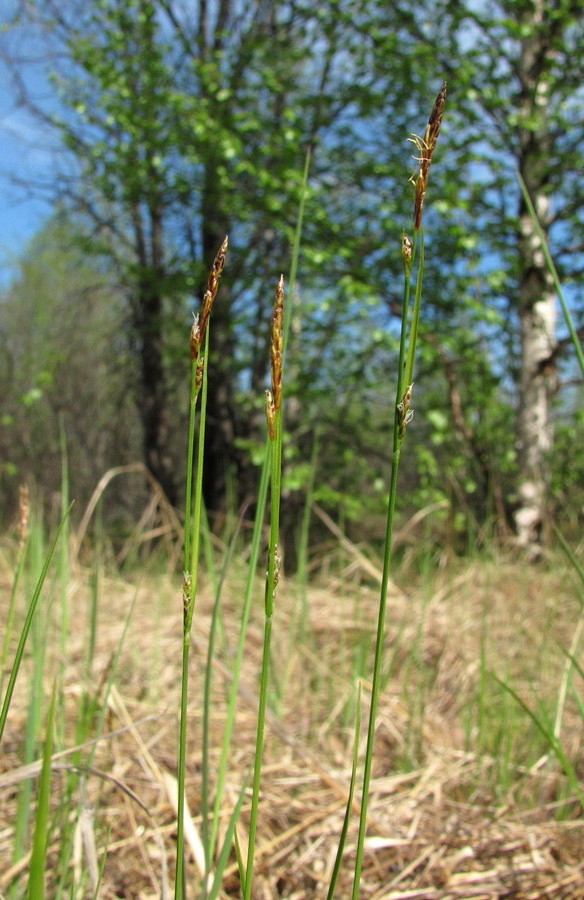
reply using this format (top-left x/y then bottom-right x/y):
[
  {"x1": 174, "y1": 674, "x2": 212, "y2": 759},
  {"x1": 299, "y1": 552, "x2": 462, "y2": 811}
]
[
  {"x1": 207, "y1": 154, "x2": 309, "y2": 871},
  {"x1": 207, "y1": 447, "x2": 270, "y2": 863},
  {"x1": 244, "y1": 277, "x2": 285, "y2": 899},
  {"x1": 351, "y1": 410, "x2": 402, "y2": 898},
  {"x1": 201, "y1": 508, "x2": 246, "y2": 894},
  {"x1": 351, "y1": 85, "x2": 445, "y2": 891},
  {"x1": 243, "y1": 613, "x2": 273, "y2": 900},
  {"x1": 175, "y1": 329, "x2": 210, "y2": 898},
  {"x1": 352, "y1": 232, "x2": 427, "y2": 894},
  {"x1": 175, "y1": 237, "x2": 226, "y2": 898}
]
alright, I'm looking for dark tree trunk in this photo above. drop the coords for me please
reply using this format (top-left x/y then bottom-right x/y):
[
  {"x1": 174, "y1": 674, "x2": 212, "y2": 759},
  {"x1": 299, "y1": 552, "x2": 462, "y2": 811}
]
[
  {"x1": 199, "y1": 168, "x2": 239, "y2": 516},
  {"x1": 131, "y1": 196, "x2": 178, "y2": 506},
  {"x1": 135, "y1": 279, "x2": 177, "y2": 505}
]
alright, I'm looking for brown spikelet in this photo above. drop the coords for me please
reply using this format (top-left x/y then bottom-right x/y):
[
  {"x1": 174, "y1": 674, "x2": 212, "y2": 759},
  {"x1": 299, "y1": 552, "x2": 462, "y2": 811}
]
[
  {"x1": 270, "y1": 275, "x2": 284, "y2": 414},
  {"x1": 191, "y1": 235, "x2": 228, "y2": 359},
  {"x1": 265, "y1": 389, "x2": 276, "y2": 441},
  {"x1": 409, "y1": 82, "x2": 446, "y2": 231},
  {"x1": 194, "y1": 355, "x2": 205, "y2": 391},
  {"x1": 401, "y1": 233, "x2": 412, "y2": 272},
  {"x1": 397, "y1": 382, "x2": 414, "y2": 440}
]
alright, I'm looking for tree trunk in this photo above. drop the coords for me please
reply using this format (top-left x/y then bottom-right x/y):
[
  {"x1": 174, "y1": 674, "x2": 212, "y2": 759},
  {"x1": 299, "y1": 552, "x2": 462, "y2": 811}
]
[
  {"x1": 515, "y1": 199, "x2": 556, "y2": 552},
  {"x1": 131, "y1": 196, "x2": 178, "y2": 507},
  {"x1": 199, "y1": 167, "x2": 238, "y2": 516},
  {"x1": 136, "y1": 279, "x2": 177, "y2": 505},
  {"x1": 514, "y1": 0, "x2": 557, "y2": 554}
]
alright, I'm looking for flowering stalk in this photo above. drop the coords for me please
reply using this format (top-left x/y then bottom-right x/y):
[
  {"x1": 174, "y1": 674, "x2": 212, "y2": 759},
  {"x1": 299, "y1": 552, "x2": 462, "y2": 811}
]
[
  {"x1": 351, "y1": 84, "x2": 446, "y2": 897},
  {"x1": 175, "y1": 236, "x2": 227, "y2": 900},
  {"x1": 244, "y1": 275, "x2": 284, "y2": 900}
]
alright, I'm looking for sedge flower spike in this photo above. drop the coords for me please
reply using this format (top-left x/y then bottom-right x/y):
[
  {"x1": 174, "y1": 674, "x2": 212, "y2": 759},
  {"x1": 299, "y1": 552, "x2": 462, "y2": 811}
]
[
  {"x1": 190, "y1": 235, "x2": 228, "y2": 359},
  {"x1": 409, "y1": 81, "x2": 446, "y2": 231},
  {"x1": 265, "y1": 275, "x2": 284, "y2": 440}
]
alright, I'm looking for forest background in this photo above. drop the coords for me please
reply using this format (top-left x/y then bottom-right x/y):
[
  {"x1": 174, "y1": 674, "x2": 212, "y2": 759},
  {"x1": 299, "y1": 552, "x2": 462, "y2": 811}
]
[
  {"x1": 1, "y1": 2, "x2": 584, "y2": 896},
  {"x1": 0, "y1": 0, "x2": 583, "y2": 560}
]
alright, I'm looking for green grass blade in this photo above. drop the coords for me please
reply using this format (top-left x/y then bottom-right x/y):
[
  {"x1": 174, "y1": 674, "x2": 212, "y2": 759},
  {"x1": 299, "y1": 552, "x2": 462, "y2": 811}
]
[
  {"x1": 494, "y1": 675, "x2": 584, "y2": 807},
  {"x1": 91, "y1": 826, "x2": 111, "y2": 900},
  {"x1": 244, "y1": 615, "x2": 273, "y2": 900},
  {"x1": 327, "y1": 683, "x2": 361, "y2": 900},
  {"x1": 208, "y1": 445, "x2": 270, "y2": 861},
  {"x1": 516, "y1": 169, "x2": 584, "y2": 377},
  {"x1": 177, "y1": 325, "x2": 212, "y2": 899},
  {"x1": 554, "y1": 524, "x2": 584, "y2": 598},
  {"x1": 201, "y1": 511, "x2": 245, "y2": 889},
  {"x1": 209, "y1": 153, "x2": 308, "y2": 865},
  {"x1": 0, "y1": 538, "x2": 27, "y2": 701},
  {"x1": 233, "y1": 824, "x2": 246, "y2": 896},
  {"x1": 27, "y1": 680, "x2": 57, "y2": 899},
  {"x1": 0, "y1": 503, "x2": 73, "y2": 744},
  {"x1": 207, "y1": 775, "x2": 249, "y2": 900}
]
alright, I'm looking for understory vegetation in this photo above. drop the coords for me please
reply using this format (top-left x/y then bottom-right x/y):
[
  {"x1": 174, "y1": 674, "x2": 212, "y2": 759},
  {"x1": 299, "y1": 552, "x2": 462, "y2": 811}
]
[
  {"x1": 1, "y1": 513, "x2": 583, "y2": 896},
  {"x1": 0, "y1": 1, "x2": 583, "y2": 897}
]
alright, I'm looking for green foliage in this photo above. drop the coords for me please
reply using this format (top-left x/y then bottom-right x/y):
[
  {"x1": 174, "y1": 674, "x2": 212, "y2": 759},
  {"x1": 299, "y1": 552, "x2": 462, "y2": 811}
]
[
  {"x1": 0, "y1": 214, "x2": 140, "y2": 522},
  {"x1": 1, "y1": 0, "x2": 582, "y2": 547}
]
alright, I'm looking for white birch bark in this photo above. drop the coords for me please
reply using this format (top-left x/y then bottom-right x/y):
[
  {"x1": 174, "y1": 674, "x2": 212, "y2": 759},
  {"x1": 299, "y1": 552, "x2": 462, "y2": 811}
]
[{"x1": 514, "y1": 0, "x2": 558, "y2": 553}]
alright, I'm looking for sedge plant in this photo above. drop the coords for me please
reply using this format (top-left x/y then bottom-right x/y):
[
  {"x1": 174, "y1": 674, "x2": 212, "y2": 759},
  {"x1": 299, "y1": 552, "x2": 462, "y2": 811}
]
[
  {"x1": 204, "y1": 149, "x2": 310, "y2": 881},
  {"x1": 243, "y1": 275, "x2": 285, "y2": 900},
  {"x1": 351, "y1": 83, "x2": 447, "y2": 896},
  {"x1": 175, "y1": 238, "x2": 227, "y2": 899}
]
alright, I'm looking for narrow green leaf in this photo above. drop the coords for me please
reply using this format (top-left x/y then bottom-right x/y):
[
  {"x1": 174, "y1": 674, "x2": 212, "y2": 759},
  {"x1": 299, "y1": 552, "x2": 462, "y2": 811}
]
[
  {"x1": 207, "y1": 776, "x2": 249, "y2": 900},
  {"x1": 28, "y1": 681, "x2": 57, "y2": 898},
  {"x1": 494, "y1": 675, "x2": 584, "y2": 807},
  {"x1": 516, "y1": 169, "x2": 584, "y2": 377},
  {"x1": 0, "y1": 503, "x2": 73, "y2": 744},
  {"x1": 327, "y1": 683, "x2": 361, "y2": 899}
]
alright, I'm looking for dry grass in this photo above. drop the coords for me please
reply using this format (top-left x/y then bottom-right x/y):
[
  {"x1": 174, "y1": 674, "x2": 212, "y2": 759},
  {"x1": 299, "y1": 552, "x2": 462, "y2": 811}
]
[{"x1": 1, "y1": 542, "x2": 583, "y2": 898}]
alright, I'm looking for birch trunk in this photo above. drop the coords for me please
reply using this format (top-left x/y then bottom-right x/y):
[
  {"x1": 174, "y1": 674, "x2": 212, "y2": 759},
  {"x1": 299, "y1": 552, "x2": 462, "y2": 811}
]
[
  {"x1": 515, "y1": 203, "x2": 556, "y2": 551},
  {"x1": 514, "y1": 0, "x2": 558, "y2": 554}
]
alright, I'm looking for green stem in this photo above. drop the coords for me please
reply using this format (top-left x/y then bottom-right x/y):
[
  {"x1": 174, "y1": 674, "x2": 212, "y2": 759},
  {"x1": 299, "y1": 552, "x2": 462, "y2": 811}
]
[
  {"x1": 175, "y1": 631, "x2": 190, "y2": 899},
  {"x1": 245, "y1": 405, "x2": 283, "y2": 897},
  {"x1": 243, "y1": 615, "x2": 273, "y2": 900},
  {"x1": 183, "y1": 362, "x2": 199, "y2": 573},
  {"x1": 351, "y1": 229, "x2": 424, "y2": 895},
  {"x1": 207, "y1": 448, "x2": 271, "y2": 862},
  {"x1": 175, "y1": 329, "x2": 210, "y2": 898},
  {"x1": 351, "y1": 433, "x2": 401, "y2": 897}
]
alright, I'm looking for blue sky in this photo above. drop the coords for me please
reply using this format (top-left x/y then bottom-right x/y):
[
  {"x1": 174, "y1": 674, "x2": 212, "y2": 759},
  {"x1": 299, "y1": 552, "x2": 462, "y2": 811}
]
[{"x1": 0, "y1": 12, "x2": 56, "y2": 283}]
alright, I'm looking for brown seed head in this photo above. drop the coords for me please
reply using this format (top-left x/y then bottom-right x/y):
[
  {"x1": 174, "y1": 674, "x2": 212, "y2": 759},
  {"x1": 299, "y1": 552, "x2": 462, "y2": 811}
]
[
  {"x1": 401, "y1": 233, "x2": 412, "y2": 272},
  {"x1": 270, "y1": 275, "x2": 284, "y2": 414},
  {"x1": 190, "y1": 314, "x2": 201, "y2": 360},
  {"x1": 195, "y1": 355, "x2": 205, "y2": 391},
  {"x1": 191, "y1": 235, "x2": 228, "y2": 358},
  {"x1": 272, "y1": 543, "x2": 282, "y2": 600},
  {"x1": 265, "y1": 389, "x2": 276, "y2": 441},
  {"x1": 409, "y1": 82, "x2": 446, "y2": 231},
  {"x1": 397, "y1": 382, "x2": 415, "y2": 441}
]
